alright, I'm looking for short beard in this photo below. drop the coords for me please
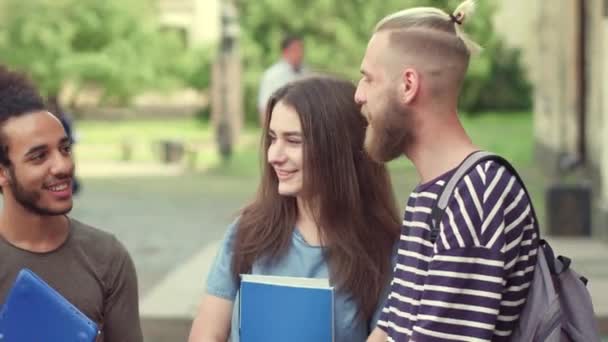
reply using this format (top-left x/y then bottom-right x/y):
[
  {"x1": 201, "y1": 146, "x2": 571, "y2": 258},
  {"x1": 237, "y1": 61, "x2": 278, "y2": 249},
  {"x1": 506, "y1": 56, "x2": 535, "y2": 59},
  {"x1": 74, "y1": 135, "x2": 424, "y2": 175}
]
[
  {"x1": 364, "y1": 96, "x2": 414, "y2": 163},
  {"x1": 8, "y1": 166, "x2": 72, "y2": 216}
]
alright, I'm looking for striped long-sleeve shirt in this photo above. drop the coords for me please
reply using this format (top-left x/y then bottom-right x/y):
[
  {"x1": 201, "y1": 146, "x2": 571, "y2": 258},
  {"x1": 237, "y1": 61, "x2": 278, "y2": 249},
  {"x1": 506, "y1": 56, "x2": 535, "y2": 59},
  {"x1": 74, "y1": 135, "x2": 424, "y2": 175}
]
[{"x1": 379, "y1": 159, "x2": 539, "y2": 341}]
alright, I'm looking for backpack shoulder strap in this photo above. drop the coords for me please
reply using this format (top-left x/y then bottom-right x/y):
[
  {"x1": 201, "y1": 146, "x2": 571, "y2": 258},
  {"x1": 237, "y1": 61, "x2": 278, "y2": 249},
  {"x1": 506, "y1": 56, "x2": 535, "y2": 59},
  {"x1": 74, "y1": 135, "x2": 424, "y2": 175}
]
[{"x1": 429, "y1": 151, "x2": 541, "y2": 244}]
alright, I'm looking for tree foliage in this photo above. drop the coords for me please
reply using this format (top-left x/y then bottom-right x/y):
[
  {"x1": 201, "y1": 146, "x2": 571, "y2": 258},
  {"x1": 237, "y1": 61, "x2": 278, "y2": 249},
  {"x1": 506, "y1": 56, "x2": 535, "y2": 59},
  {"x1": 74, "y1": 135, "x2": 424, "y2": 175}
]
[
  {"x1": 236, "y1": 0, "x2": 532, "y2": 121},
  {"x1": 0, "y1": 0, "x2": 210, "y2": 105}
]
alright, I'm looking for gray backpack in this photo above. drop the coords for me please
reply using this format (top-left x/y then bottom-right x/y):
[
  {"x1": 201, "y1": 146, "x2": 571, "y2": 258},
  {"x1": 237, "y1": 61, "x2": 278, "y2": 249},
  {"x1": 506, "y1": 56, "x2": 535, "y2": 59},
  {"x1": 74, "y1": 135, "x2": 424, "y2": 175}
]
[{"x1": 429, "y1": 151, "x2": 601, "y2": 342}]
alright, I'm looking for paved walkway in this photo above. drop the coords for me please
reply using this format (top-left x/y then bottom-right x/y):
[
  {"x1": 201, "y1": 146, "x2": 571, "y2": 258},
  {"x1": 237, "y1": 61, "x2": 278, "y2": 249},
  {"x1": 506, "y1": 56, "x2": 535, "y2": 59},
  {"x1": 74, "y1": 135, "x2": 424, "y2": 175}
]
[
  {"x1": 138, "y1": 234, "x2": 608, "y2": 339},
  {"x1": 66, "y1": 162, "x2": 608, "y2": 340}
]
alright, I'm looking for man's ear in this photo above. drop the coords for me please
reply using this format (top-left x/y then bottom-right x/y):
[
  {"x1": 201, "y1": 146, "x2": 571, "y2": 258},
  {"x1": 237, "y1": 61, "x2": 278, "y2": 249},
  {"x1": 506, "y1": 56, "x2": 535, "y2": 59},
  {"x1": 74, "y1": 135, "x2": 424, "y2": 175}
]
[
  {"x1": 400, "y1": 68, "x2": 421, "y2": 105},
  {"x1": 0, "y1": 165, "x2": 10, "y2": 189}
]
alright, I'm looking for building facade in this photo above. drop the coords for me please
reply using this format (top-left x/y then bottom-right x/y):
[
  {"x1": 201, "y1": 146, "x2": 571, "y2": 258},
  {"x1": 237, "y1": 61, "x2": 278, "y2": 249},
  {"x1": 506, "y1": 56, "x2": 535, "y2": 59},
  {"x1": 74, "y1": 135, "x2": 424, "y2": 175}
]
[{"x1": 495, "y1": 0, "x2": 608, "y2": 239}]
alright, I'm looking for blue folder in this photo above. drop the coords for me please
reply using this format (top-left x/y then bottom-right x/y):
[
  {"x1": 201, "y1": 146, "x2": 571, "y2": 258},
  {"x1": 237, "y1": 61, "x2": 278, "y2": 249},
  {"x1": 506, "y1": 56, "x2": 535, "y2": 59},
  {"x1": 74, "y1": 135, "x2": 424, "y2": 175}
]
[
  {"x1": 239, "y1": 275, "x2": 334, "y2": 342},
  {"x1": 0, "y1": 268, "x2": 99, "y2": 342}
]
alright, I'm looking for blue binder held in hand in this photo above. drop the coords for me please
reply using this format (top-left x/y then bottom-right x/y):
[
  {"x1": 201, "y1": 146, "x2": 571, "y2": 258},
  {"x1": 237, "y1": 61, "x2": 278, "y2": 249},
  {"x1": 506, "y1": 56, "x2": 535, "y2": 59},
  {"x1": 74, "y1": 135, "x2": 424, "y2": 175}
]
[
  {"x1": 239, "y1": 275, "x2": 334, "y2": 342},
  {"x1": 0, "y1": 268, "x2": 99, "y2": 342}
]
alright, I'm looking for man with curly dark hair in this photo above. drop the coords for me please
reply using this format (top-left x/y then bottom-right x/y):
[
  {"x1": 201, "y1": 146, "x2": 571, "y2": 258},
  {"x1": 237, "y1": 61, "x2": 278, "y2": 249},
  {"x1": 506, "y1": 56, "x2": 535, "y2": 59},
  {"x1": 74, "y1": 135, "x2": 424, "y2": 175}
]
[{"x1": 0, "y1": 65, "x2": 143, "y2": 341}]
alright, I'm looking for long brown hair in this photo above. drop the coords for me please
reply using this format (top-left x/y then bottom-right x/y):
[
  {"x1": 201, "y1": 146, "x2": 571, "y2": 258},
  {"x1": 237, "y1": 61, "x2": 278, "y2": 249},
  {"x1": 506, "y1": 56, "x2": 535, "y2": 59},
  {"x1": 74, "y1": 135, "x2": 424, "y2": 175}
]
[{"x1": 232, "y1": 76, "x2": 400, "y2": 321}]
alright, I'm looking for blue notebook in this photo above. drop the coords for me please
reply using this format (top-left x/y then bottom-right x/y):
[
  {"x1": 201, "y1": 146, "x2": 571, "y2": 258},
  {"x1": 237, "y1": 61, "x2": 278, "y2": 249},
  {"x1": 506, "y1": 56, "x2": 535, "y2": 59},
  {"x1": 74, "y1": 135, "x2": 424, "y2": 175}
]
[
  {"x1": 239, "y1": 275, "x2": 334, "y2": 342},
  {"x1": 0, "y1": 269, "x2": 99, "y2": 342}
]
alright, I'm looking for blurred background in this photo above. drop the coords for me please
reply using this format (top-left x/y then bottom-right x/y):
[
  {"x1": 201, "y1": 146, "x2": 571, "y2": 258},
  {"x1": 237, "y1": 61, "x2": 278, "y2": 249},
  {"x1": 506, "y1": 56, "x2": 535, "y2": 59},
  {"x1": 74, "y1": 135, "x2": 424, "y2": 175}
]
[{"x1": 0, "y1": 0, "x2": 607, "y2": 340}]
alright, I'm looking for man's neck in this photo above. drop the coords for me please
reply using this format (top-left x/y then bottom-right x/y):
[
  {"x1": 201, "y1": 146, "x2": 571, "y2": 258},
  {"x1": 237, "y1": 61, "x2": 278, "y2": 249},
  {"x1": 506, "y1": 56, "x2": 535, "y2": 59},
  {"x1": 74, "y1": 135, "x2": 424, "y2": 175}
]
[
  {"x1": 406, "y1": 110, "x2": 479, "y2": 184},
  {"x1": 0, "y1": 204, "x2": 69, "y2": 253}
]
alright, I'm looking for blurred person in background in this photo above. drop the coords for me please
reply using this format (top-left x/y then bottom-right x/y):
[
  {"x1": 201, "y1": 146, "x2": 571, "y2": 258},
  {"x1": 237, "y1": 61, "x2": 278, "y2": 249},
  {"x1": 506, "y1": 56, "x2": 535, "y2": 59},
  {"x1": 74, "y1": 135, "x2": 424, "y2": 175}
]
[{"x1": 257, "y1": 34, "x2": 307, "y2": 125}]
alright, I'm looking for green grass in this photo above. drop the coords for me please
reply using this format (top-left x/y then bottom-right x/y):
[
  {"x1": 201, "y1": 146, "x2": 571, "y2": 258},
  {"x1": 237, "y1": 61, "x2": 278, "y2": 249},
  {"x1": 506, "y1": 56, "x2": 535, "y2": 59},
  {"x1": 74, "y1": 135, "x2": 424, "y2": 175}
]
[
  {"x1": 77, "y1": 118, "x2": 212, "y2": 144},
  {"x1": 75, "y1": 118, "x2": 209, "y2": 162},
  {"x1": 75, "y1": 111, "x2": 533, "y2": 164},
  {"x1": 387, "y1": 111, "x2": 533, "y2": 174},
  {"x1": 462, "y1": 111, "x2": 533, "y2": 165},
  {"x1": 74, "y1": 112, "x2": 536, "y2": 182},
  {"x1": 74, "y1": 118, "x2": 259, "y2": 165},
  {"x1": 74, "y1": 111, "x2": 548, "y2": 231},
  {"x1": 380, "y1": 111, "x2": 544, "y2": 222}
]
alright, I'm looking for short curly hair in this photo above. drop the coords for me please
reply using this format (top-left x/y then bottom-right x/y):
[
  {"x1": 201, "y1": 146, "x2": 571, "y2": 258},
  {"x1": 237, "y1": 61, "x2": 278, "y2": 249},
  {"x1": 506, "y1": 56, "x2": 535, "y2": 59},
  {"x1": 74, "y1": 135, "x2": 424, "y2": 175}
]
[{"x1": 0, "y1": 65, "x2": 45, "y2": 166}]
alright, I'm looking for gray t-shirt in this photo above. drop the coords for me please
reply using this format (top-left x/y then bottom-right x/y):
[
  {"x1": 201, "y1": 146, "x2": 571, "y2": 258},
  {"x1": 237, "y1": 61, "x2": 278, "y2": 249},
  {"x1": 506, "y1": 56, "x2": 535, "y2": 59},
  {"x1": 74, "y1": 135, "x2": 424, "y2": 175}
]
[{"x1": 0, "y1": 217, "x2": 142, "y2": 342}]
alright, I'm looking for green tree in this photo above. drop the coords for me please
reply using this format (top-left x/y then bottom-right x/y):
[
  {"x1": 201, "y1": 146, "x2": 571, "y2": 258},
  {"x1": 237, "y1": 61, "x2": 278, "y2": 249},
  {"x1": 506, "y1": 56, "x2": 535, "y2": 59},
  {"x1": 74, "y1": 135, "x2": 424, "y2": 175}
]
[
  {"x1": 236, "y1": 0, "x2": 531, "y2": 122},
  {"x1": 0, "y1": 0, "x2": 210, "y2": 105}
]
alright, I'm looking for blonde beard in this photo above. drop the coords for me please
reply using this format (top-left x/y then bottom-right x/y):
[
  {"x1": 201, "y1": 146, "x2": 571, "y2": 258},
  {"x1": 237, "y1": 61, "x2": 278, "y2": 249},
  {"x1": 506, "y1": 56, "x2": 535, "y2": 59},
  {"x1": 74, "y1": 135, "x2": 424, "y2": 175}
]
[
  {"x1": 364, "y1": 123, "x2": 405, "y2": 163},
  {"x1": 364, "y1": 101, "x2": 416, "y2": 163}
]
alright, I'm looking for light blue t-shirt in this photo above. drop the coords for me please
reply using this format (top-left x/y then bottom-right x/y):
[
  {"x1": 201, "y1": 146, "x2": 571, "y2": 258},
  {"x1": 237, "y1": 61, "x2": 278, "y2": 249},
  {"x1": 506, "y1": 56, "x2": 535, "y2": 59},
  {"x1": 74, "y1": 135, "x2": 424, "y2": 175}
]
[{"x1": 206, "y1": 222, "x2": 391, "y2": 342}]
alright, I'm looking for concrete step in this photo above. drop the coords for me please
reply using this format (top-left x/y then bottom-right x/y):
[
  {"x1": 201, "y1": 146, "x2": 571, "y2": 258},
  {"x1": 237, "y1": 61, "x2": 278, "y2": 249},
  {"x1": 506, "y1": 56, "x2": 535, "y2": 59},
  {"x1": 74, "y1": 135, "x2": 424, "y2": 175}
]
[{"x1": 142, "y1": 317, "x2": 193, "y2": 342}]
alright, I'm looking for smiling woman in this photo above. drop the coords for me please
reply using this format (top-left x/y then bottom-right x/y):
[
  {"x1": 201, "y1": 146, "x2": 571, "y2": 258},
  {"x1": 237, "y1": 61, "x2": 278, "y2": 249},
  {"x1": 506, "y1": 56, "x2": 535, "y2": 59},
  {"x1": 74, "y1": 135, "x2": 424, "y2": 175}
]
[
  {"x1": 188, "y1": 76, "x2": 402, "y2": 342},
  {"x1": 266, "y1": 101, "x2": 304, "y2": 197}
]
